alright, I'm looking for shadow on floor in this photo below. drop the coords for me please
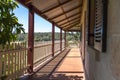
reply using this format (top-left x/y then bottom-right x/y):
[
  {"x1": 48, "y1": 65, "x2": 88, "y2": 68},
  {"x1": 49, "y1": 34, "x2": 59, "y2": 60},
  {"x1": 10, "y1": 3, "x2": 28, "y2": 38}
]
[
  {"x1": 20, "y1": 73, "x2": 83, "y2": 80},
  {"x1": 20, "y1": 49, "x2": 84, "y2": 80}
]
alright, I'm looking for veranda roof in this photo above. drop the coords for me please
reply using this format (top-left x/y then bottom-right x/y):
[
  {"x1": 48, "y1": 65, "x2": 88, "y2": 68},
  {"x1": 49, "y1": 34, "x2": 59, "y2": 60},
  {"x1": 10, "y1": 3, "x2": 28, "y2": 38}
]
[{"x1": 16, "y1": 0, "x2": 83, "y2": 31}]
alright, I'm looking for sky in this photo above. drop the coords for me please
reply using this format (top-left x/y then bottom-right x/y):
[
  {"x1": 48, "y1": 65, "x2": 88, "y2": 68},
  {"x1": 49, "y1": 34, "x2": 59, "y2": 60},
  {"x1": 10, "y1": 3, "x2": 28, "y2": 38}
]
[{"x1": 14, "y1": 4, "x2": 60, "y2": 33}]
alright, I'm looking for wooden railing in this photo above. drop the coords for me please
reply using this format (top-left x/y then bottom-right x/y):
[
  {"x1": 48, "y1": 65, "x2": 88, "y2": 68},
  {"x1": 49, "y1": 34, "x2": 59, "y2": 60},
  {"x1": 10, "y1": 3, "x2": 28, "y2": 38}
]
[
  {"x1": 0, "y1": 41, "x2": 65, "y2": 79},
  {"x1": 33, "y1": 43, "x2": 52, "y2": 68},
  {"x1": 54, "y1": 42, "x2": 60, "y2": 54},
  {"x1": 62, "y1": 41, "x2": 65, "y2": 50},
  {"x1": 0, "y1": 42, "x2": 27, "y2": 80},
  {"x1": 33, "y1": 42, "x2": 62, "y2": 68}
]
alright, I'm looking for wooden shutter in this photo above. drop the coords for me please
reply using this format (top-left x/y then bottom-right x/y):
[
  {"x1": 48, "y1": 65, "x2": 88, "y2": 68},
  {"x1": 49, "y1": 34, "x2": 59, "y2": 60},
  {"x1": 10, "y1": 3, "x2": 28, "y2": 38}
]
[{"x1": 94, "y1": 0, "x2": 107, "y2": 52}]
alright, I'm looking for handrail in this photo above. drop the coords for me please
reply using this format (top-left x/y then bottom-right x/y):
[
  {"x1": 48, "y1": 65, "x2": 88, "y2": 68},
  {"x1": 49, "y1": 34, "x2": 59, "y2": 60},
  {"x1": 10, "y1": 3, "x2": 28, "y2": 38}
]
[
  {"x1": 34, "y1": 42, "x2": 60, "y2": 48},
  {"x1": 34, "y1": 44, "x2": 51, "y2": 48},
  {"x1": 33, "y1": 42, "x2": 61, "y2": 68},
  {"x1": 33, "y1": 53, "x2": 52, "y2": 66},
  {"x1": 0, "y1": 48, "x2": 28, "y2": 53}
]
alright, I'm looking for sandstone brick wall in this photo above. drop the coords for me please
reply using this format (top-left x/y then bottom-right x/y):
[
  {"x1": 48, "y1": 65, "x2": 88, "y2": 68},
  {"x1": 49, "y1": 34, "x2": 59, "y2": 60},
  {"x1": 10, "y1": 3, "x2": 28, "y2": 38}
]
[{"x1": 84, "y1": 0, "x2": 120, "y2": 80}]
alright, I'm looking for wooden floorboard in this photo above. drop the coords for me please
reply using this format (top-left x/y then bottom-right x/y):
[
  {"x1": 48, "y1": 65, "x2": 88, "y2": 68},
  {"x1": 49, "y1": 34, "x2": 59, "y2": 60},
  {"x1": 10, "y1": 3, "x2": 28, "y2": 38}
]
[{"x1": 20, "y1": 48, "x2": 85, "y2": 80}]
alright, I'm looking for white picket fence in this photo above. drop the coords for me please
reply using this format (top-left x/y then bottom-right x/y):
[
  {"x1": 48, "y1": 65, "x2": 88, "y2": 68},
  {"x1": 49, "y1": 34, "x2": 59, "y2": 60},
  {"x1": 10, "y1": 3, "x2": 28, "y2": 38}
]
[
  {"x1": 0, "y1": 42, "x2": 27, "y2": 80},
  {"x1": 0, "y1": 41, "x2": 65, "y2": 80}
]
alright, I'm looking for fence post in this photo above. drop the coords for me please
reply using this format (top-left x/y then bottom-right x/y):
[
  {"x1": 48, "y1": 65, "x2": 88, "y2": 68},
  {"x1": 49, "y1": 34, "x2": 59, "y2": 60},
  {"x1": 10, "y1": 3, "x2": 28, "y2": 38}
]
[
  {"x1": 28, "y1": 5, "x2": 34, "y2": 73},
  {"x1": 52, "y1": 23, "x2": 55, "y2": 57},
  {"x1": 60, "y1": 28, "x2": 62, "y2": 52}
]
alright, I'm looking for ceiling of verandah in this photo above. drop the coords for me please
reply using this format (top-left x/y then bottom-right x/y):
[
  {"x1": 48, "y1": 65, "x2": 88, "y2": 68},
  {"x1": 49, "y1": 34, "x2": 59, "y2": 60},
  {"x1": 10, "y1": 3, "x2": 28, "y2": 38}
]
[{"x1": 16, "y1": 0, "x2": 83, "y2": 31}]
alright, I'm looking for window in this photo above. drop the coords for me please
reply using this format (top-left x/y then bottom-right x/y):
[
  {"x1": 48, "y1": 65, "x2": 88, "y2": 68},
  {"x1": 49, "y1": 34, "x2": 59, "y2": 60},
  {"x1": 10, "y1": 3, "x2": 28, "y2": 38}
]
[{"x1": 88, "y1": 0, "x2": 107, "y2": 52}]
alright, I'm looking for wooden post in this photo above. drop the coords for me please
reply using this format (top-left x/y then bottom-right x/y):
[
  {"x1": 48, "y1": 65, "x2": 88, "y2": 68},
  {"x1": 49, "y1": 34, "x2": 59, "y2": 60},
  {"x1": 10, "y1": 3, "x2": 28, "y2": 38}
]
[
  {"x1": 60, "y1": 28, "x2": 62, "y2": 52},
  {"x1": 52, "y1": 23, "x2": 55, "y2": 57},
  {"x1": 64, "y1": 31, "x2": 66, "y2": 49},
  {"x1": 0, "y1": 53, "x2": 2, "y2": 76},
  {"x1": 28, "y1": 5, "x2": 34, "y2": 73}
]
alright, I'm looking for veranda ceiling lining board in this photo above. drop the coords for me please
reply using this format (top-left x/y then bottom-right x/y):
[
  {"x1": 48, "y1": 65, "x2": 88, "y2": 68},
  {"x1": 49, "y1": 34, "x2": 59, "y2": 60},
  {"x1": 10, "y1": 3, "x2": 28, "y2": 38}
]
[
  {"x1": 32, "y1": 0, "x2": 59, "y2": 11},
  {"x1": 44, "y1": 7, "x2": 63, "y2": 18},
  {"x1": 57, "y1": 20, "x2": 68, "y2": 25},
  {"x1": 66, "y1": 9, "x2": 80, "y2": 18},
  {"x1": 70, "y1": 25, "x2": 81, "y2": 30},
  {"x1": 59, "y1": 18, "x2": 80, "y2": 26},
  {"x1": 65, "y1": 24, "x2": 80, "y2": 30},
  {"x1": 62, "y1": 0, "x2": 80, "y2": 11},
  {"x1": 66, "y1": 11, "x2": 80, "y2": 18},
  {"x1": 61, "y1": 23, "x2": 70, "y2": 28},
  {"x1": 41, "y1": 0, "x2": 72, "y2": 14},
  {"x1": 48, "y1": 5, "x2": 82, "y2": 20},
  {"x1": 64, "y1": 22, "x2": 80, "y2": 30},
  {"x1": 69, "y1": 19, "x2": 80, "y2": 24},
  {"x1": 52, "y1": 15, "x2": 66, "y2": 22},
  {"x1": 62, "y1": 20, "x2": 80, "y2": 28},
  {"x1": 16, "y1": 0, "x2": 83, "y2": 31},
  {"x1": 56, "y1": 13, "x2": 80, "y2": 24},
  {"x1": 57, "y1": 0, "x2": 70, "y2": 28},
  {"x1": 68, "y1": 15, "x2": 81, "y2": 21},
  {"x1": 62, "y1": 20, "x2": 80, "y2": 29}
]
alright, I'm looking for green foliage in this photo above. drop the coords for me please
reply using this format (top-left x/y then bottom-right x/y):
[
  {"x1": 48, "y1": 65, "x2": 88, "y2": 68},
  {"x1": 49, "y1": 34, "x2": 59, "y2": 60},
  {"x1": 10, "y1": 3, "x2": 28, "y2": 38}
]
[
  {"x1": 0, "y1": 0, "x2": 25, "y2": 46},
  {"x1": 66, "y1": 32, "x2": 80, "y2": 41},
  {"x1": 17, "y1": 32, "x2": 81, "y2": 42},
  {"x1": 18, "y1": 32, "x2": 65, "y2": 42}
]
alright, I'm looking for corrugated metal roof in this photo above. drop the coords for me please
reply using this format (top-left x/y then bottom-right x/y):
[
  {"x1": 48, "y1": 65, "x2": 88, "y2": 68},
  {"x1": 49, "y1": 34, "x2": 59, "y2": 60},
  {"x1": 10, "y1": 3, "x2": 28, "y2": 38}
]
[{"x1": 16, "y1": 0, "x2": 83, "y2": 31}]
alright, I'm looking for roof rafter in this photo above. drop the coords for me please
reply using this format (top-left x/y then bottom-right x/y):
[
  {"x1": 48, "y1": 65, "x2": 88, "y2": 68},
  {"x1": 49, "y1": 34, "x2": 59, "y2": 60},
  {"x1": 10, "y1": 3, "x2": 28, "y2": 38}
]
[
  {"x1": 57, "y1": 0, "x2": 71, "y2": 31},
  {"x1": 66, "y1": 30, "x2": 80, "y2": 32},
  {"x1": 41, "y1": 0, "x2": 72, "y2": 14},
  {"x1": 65, "y1": 0, "x2": 82, "y2": 31},
  {"x1": 64, "y1": 22, "x2": 80, "y2": 30},
  {"x1": 65, "y1": 24, "x2": 80, "y2": 30},
  {"x1": 16, "y1": 0, "x2": 83, "y2": 32},
  {"x1": 63, "y1": 20, "x2": 80, "y2": 29},
  {"x1": 25, "y1": 0, "x2": 32, "y2": 4},
  {"x1": 49, "y1": 5, "x2": 82, "y2": 20},
  {"x1": 59, "y1": 17, "x2": 80, "y2": 26},
  {"x1": 56, "y1": 12, "x2": 80, "y2": 23}
]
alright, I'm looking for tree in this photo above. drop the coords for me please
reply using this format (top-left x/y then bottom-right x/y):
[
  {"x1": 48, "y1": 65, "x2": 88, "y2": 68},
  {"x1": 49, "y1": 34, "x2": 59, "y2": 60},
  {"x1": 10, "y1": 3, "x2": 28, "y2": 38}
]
[{"x1": 0, "y1": 0, "x2": 25, "y2": 46}]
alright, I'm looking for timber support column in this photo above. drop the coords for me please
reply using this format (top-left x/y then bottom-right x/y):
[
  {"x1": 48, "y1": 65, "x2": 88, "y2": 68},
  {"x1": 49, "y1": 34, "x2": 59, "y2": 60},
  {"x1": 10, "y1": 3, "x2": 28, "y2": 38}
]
[
  {"x1": 64, "y1": 31, "x2": 66, "y2": 49},
  {"x1": 28, "y1": 5, "x2": 34, "y2": 73},
  {"x1": 52, "y1": 23, "x2": 55, "y2": 57},
  {"x1": 60, "y1": 28, "x2": 62, "y2": 52}
]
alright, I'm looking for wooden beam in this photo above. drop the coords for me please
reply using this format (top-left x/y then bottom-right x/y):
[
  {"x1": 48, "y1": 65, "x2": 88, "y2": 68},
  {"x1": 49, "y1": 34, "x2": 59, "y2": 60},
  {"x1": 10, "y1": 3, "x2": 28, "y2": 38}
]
[
  {"x1": 16, "y1": 0, "x2": 26, "y2": 5},
  {"x1": 66, "y1": 24, "x2": 80, "y2": 30},
  {"x1": 41, "y1": 0, "x2": 72, "y2": 14},
  {"x1": 65, "y1": 24, "x2": 80, "y2": 30},
  {"x1": 28, "y1": 5, "x2": 34, "y2": 73},
  {"x1": 62, "y1": 20, "x2": 80, "y2": 28},
  {"x1": 60, "y1": 19, "x2": 80, "y2": 28},
  {"x1": 66, "y1": 30, "x2": 80, "y2": 32},
  {"x1": 25, "y1": 0, "x2": 32, "y2": 4},
  {"x1": 59, "y1": 17, "x2": 80, "y2": 26},
  {"x1": 57, "y1": 0, "x2": 71, "y2": 32},
  {"x1": 64, "y1": 22, "x2": 80, "y2": 30},
  {"x1": 49, "y1": 5, "x2": 82, "y2": 20},
  {"x1": 52, "y1": 23, "x2": 55, "y2": 57},
  {"x1": 32, "y1": 5, "x2": 62, "y2": 30},
  {"x1": 56, "y1": 12, "x2": 81, "y2": 24}
]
